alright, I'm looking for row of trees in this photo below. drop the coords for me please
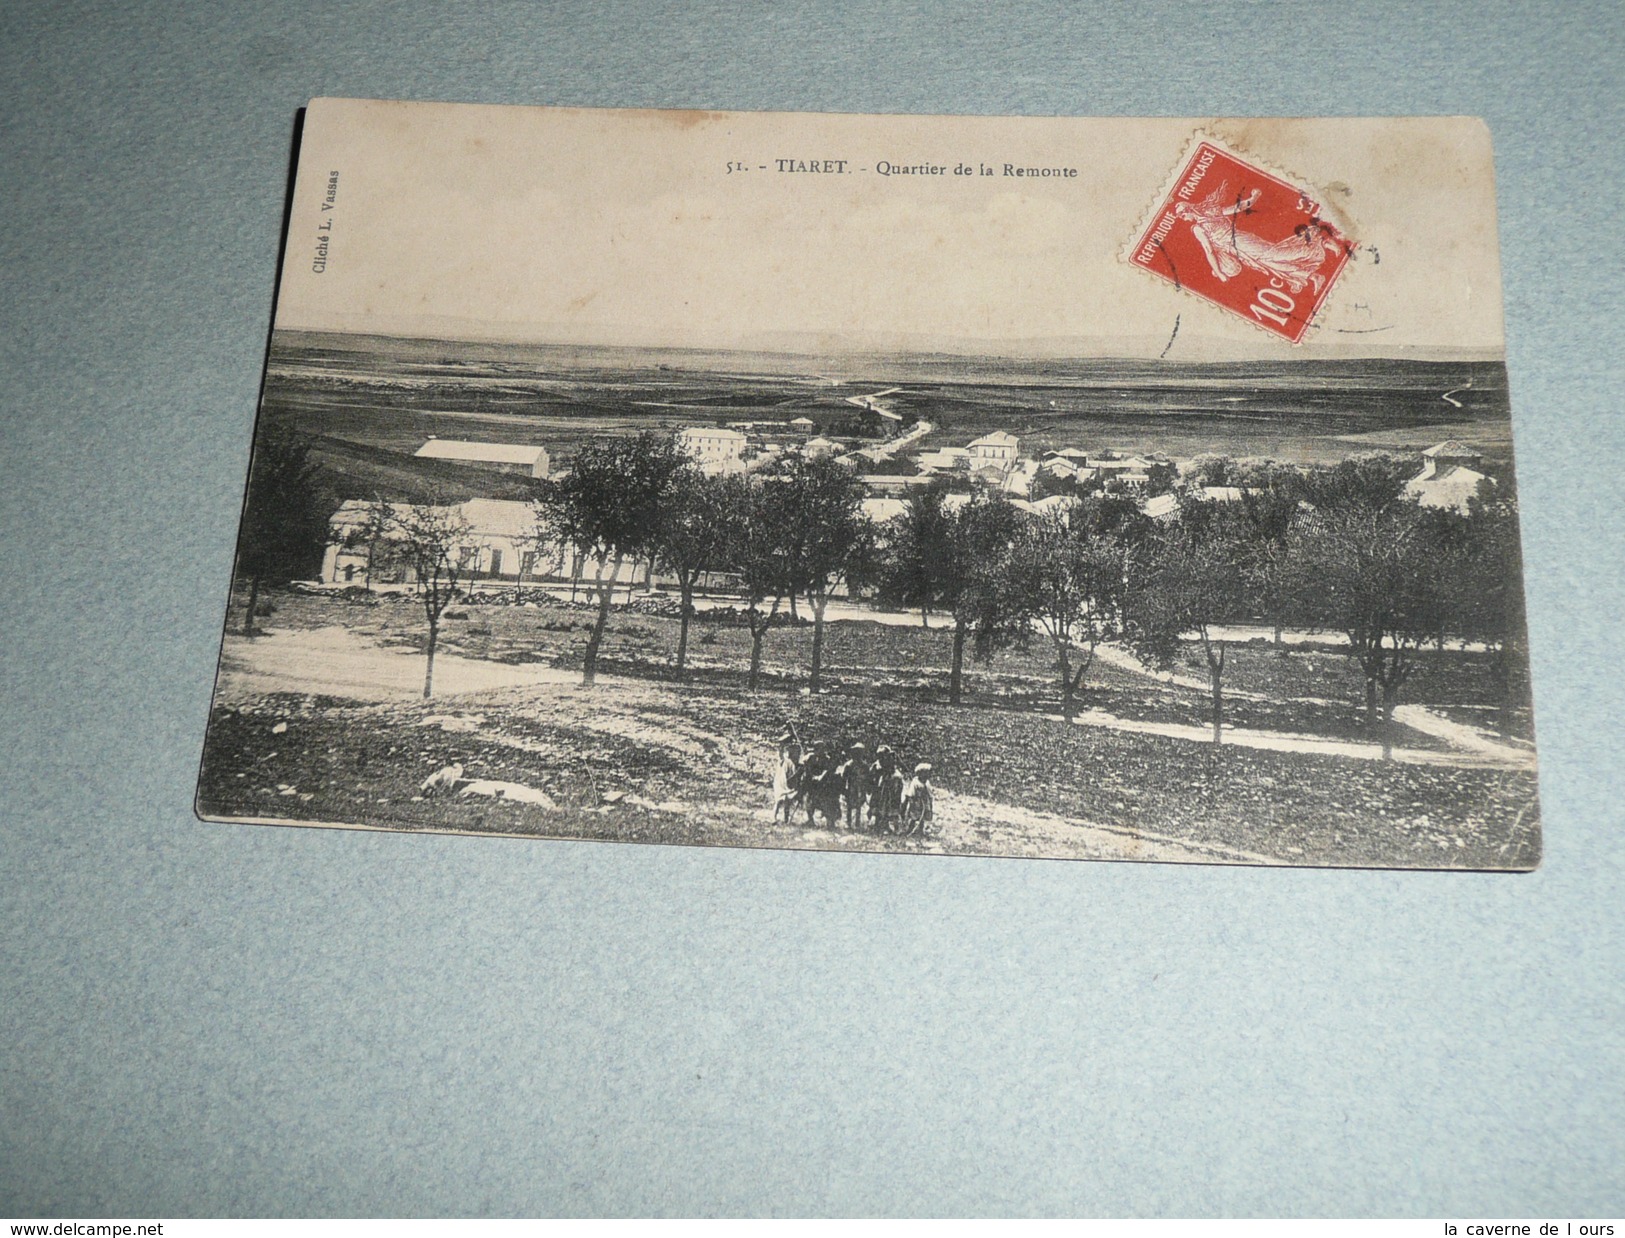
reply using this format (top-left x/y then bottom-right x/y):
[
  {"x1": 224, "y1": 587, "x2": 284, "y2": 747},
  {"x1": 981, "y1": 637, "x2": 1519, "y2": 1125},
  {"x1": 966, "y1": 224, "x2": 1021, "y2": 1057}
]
[
  {"x1": 874, "y1": 453, "x2": 1526, "y2": 755},
  {"x1": 239, "y1": 430, "x2": 1526, "y2": 752},
  {"x1": 537, "y1": 437, "x2": 1524, "y2": 759},
  {"x1": 536, "y1": 435, "x2": 873, "y2": 691}
]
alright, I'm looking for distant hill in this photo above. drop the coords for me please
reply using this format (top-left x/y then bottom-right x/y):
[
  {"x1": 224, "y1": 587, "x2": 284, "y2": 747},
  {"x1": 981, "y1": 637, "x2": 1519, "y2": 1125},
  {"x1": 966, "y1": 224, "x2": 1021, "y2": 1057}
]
[
  {"x1": 268, "y1": 328, "x2": 1506, "y2": 390},
  {"x1": 252, "y1": 327, "x2": 1519, "y2": 481}
]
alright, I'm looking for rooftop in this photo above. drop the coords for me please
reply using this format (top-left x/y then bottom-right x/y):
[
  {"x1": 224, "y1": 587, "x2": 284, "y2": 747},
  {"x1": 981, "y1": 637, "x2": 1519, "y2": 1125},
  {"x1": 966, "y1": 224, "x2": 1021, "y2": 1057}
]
[
  {"x1": 1423, "y1": 439, "x2": 1481, "y2": 458},
  {"x1": 414, "y1": 439, "x2": 548, "y2": 466},
  {"x1": 679, "y1": 426, "x2": 747, "y2": 441}
]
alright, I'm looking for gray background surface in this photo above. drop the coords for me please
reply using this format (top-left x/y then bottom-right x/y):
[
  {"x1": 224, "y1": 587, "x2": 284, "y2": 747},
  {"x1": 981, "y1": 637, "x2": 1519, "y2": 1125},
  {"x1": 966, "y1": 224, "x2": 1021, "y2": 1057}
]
[{"x1": 1, "y1": 0, "x2": 1620, "y2": 1218}]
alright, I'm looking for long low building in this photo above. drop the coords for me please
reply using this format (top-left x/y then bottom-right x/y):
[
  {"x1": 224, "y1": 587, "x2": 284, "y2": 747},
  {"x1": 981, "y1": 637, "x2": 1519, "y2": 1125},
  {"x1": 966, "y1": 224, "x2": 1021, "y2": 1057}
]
[
  {"x1": 320, "y1": 498, "x2": 639, "y2": 587},
  {"x1": 413, "y1": 438, "x2": 550, "y2": 479}
]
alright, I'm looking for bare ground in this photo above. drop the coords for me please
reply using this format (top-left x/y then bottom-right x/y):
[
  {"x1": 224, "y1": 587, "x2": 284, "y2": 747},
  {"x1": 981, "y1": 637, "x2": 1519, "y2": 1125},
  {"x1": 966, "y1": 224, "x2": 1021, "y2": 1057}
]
[{"x1": 199, "y1": 615, "x2": 1540, "y2": 869}]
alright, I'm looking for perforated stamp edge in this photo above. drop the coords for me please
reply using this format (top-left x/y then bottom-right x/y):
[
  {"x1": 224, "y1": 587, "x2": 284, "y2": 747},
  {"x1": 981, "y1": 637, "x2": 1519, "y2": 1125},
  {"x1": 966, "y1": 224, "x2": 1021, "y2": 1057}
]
[{"x1": 1118, "y1": 129, "x2": 1360, "y2": 345}]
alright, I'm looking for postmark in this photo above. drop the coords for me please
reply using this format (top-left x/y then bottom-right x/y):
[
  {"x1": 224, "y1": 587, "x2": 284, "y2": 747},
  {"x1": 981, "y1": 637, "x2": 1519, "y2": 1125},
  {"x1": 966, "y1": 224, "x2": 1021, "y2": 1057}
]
[{"x1": 1126, "y1": 136, "x2": 1355, "y2": 344}]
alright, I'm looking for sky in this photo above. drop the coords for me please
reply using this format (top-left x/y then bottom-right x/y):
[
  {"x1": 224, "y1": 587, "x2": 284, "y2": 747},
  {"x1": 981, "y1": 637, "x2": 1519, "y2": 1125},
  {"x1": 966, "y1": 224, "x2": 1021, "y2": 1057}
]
[{"x1": 274, "y1": 99, "x2": 1507, "y2": 362}]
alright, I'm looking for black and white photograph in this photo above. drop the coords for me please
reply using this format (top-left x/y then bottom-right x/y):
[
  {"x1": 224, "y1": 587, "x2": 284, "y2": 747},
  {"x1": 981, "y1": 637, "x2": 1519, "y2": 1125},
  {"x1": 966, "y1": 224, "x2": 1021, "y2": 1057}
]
[{"x1": 198, "y1": 100, "x2": 1539, "y2": 869}]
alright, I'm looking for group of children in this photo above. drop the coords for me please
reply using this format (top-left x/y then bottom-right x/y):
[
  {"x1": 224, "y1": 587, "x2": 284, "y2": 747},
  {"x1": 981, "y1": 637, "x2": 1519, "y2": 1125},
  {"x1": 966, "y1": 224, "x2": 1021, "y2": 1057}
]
[{"x1": 771, "y1": 734, "x2": 935, "y2": 835}]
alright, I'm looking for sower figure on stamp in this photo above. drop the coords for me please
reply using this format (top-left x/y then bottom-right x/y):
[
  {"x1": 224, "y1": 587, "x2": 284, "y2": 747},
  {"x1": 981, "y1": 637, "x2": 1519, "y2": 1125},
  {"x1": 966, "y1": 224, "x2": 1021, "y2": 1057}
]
[
  {"x1": 771, "y1": 731, "x2": 802, "y2": 825},
  {"x1": 1174, "y1": 183, "x2": 1342, "y2": 295},
  {"x1": 837, "y1": 741, "x2": 872, "y2": 831}
]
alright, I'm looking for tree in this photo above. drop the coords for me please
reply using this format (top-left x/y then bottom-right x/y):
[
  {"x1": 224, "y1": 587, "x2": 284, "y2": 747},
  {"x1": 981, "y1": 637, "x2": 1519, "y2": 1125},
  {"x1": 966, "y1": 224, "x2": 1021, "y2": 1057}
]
[
  {"x1": 1233, "y1": 465, "x2": 1305, "y2": 645},
  {"x1": 772, "y1": 455, "x2": 871, "y2": 693},
  {"x1": 876, "y1": 487, "x2": 1024, "y2": 704},
  {"x1": 1295, "y1": 451, "x2": 1418, "y2": 513},
  {"x1": 1186, "y1": 453, "x2": 1237, "y2": 488},
  {"x1": 235, "y1": 429, "x2": 332, "y2": 635},
  {"x1": 1143, "y1": 461, "x2": 1179, "y2": 496},
  {"x1": 944, "y1": 493, "x2": 1027, "y2": 705},
  {"x1": 1125, "y1": 508, "x2": 1252, "y2": 744},
  {"x1": 342, "y1": 495, "x2": 397, "y2": 591},
  {"x1": 388, "y1": 501, "x2": 475, "y2": 698},
  {"x1": 652, "y1": 466, "x2": 731, "y2": 678},
  {"x1": 1280, "y1": 500, "x2": 1448, "y2": 758},
  {"x1": 1454, "y1": 481, "x2": 1530, "y2": 735},
  {"x1": 715, "y1": 475, "x2": 792, "y2": 690},
  {"x1": 1077, "y1": 489, "x2": 1154, "y2": 547},
  {"x1": 1028, "y1": 468, "x2": 1079, "y2": 503},
  {"x1": 535, "y1": 433, "x2": 685, "y2": 687},
  {"x1": 876, "y1": 480, "x2": 956, "y2": 627},
  {"x1": 1003, "y1": 505, "x2": 1126, "y2": 721}
]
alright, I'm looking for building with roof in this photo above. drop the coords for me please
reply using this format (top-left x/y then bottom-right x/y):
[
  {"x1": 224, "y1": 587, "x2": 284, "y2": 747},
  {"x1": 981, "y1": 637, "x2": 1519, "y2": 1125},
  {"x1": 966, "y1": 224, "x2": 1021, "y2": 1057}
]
[
  {"x1": 1143, "y1": 493, "x2": 1181, "y2": 521},
  {"x1": 915, "y1": 446, "x2": 971, "y2": 473},
  {"x1": 1144, "y1": 485, "x2": 1253, "y2": 523},
  {"x1": 859, "y1": 473, "x2": 934, "y2": 496},
  {"x1": 970, "y1": 464, "x2": 1011, "y2": 487},
  {"x1": 992, "y1": 462, "x2": 1036, "y2": 499},
  {"x1": 968, "y1": 431, "x2": 1020, "y2": 466},
  {"x1": 1005, "y1": 494, "x2": 1078, "y2": 520},
  {"x1": 861, "y1": 497, "x2": 909, "y2": 525},
  {"x1": 321, "y1": 498, "x2": 544, "y2": 585},
  {"x1": 677, "y1": 425, "x2": 749, "y2": 475},
  {"x1": 1420, "y1": 440, "x2": 1483, "y2": 470},
  {"x1": 321, "y1": 497, "x2": 645, "y2": 588},
  {"x1": 414, "y1": 438, "x2": 550, "y2": 479},
  {"x1": 1405, "y1": 440, "x2": 1491, "y2": 513}
]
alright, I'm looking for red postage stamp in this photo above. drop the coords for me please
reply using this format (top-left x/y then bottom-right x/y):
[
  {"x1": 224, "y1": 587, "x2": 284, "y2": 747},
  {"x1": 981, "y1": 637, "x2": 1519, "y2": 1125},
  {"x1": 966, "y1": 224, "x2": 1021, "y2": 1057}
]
[{"x1": 1127, "y1": 138, "x2": 1355, "y2": 344}]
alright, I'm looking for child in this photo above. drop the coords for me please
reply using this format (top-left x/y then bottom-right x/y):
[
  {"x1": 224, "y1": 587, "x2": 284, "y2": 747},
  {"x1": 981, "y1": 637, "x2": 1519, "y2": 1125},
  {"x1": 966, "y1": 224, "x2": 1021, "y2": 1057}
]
[
  {"x1": 771, "y1": 732, "x2": 801, "y2": 824},
  {"x1": 838, "y1": 742, "x2": 872, "y2": 830},
  {"x1": 900, "y1": 762, "x2": 934, "y2": 835}
]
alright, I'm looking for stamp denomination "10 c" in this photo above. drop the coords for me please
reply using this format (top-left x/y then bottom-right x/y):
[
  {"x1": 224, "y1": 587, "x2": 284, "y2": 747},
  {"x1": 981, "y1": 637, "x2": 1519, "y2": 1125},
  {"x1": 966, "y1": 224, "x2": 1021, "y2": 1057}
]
[{"x1": 1128, "y1": 137, "x2": 1355, "y2": 344}]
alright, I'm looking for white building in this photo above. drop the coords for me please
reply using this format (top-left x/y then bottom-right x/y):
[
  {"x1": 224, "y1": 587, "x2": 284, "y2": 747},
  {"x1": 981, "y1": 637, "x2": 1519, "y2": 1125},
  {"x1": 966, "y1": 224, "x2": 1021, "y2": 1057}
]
[
  {"x1": 1406, "y1": 440, "x2": 1490, "y2": 513},
  {"x1": 413, "y1": 438, "x2": 550, "y2": 479},
  {"x1": 859, "y1": 473, "x2": 935, "y2": 496},
  {"x1": 1144, "y1": 485, "x2": 1254, "y2": 523},
  {"x1": 1001, "y1": 458, "x2": 1038, "y2": 498},
  {"x1": 320, "y1": 497, "x2": 640, "y2": 588},
  {"x1": 968, "y1": 431, "x2": 1020, "y2": 467},
  {"x1": 1143, "y1": 493, "x2": 1180, "y2": 521},
  {"x1": 676, "y1": 426, "x2": 748, "y2": 467},
  {"x1": 915, "y1": 446, "x2": 971, "y2": 473},
  {"x1": 861, "y1": 497, "x2": 909, "y2": 525},
  {"x1": 322, "y1": 498, "x2": 545, "y2": 585}
]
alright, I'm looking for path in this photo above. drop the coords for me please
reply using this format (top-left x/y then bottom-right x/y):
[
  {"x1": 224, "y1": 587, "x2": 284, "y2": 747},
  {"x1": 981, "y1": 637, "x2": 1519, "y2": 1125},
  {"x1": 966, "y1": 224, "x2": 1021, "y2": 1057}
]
[
  {"x1": 1094, "y1": 641, "x2": 1531, "y2": 769},
  {"x1": 215, "y1": 626, "x2": 588, "y2": 704},
  {"x1": 922, "y1": 788, "x2": 1275, "y2": 864},
  {"x1": 727, "y1": 789, "x2": 1268, "y2": 865},
  {"x1": 1391, "y1": 704, "x2": 1535, "y2": 764},
  {"x1": 219, "y1": 618, "x2": 1530, "y2": 771},
  {"x1": 866, "y1": 417, "x2": 934, "y2": 461},
  {"x1": 1055, "y1": 706, "x2": 1532, "y2": 770}
]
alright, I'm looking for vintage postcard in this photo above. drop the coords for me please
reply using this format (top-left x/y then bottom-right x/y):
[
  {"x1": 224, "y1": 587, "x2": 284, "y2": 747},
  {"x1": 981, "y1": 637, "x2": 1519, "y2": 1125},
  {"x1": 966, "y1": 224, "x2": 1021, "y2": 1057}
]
[{"x1": 199, "y1": 99, "x2": 1539, "y2": 868}]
